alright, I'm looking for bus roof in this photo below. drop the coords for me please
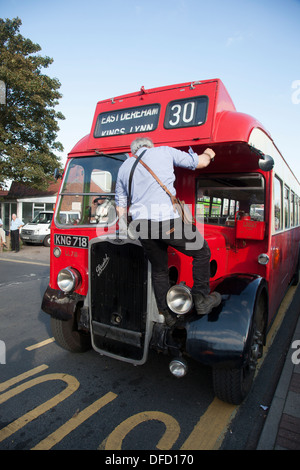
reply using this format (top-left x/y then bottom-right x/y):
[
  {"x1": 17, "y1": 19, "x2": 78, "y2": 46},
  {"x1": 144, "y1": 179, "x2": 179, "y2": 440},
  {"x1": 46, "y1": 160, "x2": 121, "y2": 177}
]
[
  {"x1": 68, "y1": 79, "x2": 299, "y2": 188},
  {"x1": 70, "y1": 79, "x2": 270, "y2": 155}
]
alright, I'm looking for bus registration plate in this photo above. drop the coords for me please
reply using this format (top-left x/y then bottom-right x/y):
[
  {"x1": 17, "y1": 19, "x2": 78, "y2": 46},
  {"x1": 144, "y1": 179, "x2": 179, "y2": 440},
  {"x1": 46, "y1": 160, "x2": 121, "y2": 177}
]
[{"x1": 54, "y1": 234, "x2": 89, "y2": 248}]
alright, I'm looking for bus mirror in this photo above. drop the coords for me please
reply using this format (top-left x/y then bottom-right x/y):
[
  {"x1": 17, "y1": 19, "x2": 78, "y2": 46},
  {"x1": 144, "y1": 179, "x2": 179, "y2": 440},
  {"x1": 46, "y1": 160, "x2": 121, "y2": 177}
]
[
  {"x1": 54, "y1": 168, "x2": 63, "y2": 180},
  {"x1": 258, "y1": 154, "x2": 274, "y2": 172}
]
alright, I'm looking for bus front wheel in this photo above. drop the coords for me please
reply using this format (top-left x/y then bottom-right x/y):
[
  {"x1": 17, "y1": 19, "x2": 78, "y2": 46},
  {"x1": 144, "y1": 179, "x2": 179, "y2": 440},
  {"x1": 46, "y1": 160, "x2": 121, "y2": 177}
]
[
  {"x1": 51, "y1": 316, "x2": 91, "y2": 353},
  {"x1": 212, "y1": 293, "x2": 266, "y2": 404}
]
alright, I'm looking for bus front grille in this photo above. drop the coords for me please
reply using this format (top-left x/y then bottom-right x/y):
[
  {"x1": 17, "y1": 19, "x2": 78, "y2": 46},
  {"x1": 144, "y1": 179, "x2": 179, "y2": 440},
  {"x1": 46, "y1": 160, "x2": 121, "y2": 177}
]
[{"x1": 89, "y1": 238, "x2": 149, "y2": 362}]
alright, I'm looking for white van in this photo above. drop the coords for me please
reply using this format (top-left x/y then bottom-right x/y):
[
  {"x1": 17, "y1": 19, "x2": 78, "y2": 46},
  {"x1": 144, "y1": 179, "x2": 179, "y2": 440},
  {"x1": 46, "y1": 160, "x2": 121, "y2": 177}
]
[{"x1": 20, "y1": 211, "x2": 53, "y2": 247}]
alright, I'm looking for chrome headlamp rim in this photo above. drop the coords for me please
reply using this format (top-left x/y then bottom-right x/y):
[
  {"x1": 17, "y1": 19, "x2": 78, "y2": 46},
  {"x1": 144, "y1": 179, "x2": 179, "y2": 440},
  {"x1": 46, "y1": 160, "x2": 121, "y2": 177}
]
[
  {"x1": 169, "y1": 358, "x2": 188, "y2": 378},
  {"x1": 57, "y1": 267, "x2": 81, "y2": 293},
  {"x1": 166, "y1": 283, "x2": 193, "y2": 315}
]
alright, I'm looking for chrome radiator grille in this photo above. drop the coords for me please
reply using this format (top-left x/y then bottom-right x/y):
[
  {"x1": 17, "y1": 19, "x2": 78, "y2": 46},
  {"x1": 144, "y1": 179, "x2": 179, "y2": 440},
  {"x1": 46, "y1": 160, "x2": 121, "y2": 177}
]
[{"x1": 89, "y1": 238, "x2": 149, "y2": 362}]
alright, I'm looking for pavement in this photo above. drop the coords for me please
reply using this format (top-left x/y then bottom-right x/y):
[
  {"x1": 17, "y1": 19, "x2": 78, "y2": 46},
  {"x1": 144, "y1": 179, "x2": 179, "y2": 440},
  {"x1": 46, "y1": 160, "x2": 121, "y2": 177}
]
[
  {"x1": 257, "y1": 311, "x2": 300, "y2": 450},
  {"x1": 0, "y1": 243, "x2": 299, "y2": 450},
  {"x1": 0, "y1": 242, "x2": 50, "y2": 264}
]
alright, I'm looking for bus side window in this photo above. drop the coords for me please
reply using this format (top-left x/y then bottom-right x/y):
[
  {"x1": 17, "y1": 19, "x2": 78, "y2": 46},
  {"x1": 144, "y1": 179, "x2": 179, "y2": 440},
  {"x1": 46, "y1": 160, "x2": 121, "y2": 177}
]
[
  {"x1": 291, "y1": 192, "x2": 295, "y2": 227},
  {"x1": 222, "y1": 198, "x2": 229, "y2": 216},
  {"x1": 196, "y1": 174, "x2": 264, "y2": 227},
  {"x1": 284, "y1": 185, "x2": 290, "y2": 229},
  {"x1": 274, "y1": 175, "x2": 282, "y2": 231}
]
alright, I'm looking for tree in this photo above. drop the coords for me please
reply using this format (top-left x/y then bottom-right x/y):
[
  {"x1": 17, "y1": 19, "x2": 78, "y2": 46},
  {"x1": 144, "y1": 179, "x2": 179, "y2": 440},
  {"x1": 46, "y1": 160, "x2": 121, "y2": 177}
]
[{"x1": 0, "y1": 17, "x2": 65, "y2": 190}]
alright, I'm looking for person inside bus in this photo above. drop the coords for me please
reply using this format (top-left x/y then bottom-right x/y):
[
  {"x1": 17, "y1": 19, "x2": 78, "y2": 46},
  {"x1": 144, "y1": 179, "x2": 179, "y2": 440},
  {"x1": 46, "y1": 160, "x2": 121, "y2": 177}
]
[
  {"x1": 115, "y1": 137, "x2": 221, "y2": 327},
  {"x1": 90, "y1": 196, "x2": 116, "y2": 224}
]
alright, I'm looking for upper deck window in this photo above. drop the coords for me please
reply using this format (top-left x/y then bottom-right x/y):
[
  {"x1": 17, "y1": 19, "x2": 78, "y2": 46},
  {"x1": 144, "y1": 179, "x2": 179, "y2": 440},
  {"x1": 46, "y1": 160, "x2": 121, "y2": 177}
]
[
  {"x1": 164, "y1": 96, "x2": 208, "y2": 129},
  {"x1": 94, "y1": 104, "x2": 160, "y2": 137}
]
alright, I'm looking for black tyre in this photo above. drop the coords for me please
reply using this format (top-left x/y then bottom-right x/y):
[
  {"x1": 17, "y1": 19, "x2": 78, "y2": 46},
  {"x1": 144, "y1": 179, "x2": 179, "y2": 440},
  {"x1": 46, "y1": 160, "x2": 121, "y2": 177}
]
[
  {"x1": 212, "y1": 292, "x2": 266, "y2": 404},
  {"x1": 51, "y1": 316, "x2": 91, "y2": 353}
]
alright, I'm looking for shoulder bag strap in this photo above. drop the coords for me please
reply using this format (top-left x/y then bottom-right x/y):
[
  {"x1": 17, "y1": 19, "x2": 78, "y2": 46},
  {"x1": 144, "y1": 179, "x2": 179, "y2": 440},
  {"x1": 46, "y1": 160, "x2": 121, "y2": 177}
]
[
  {"x1": 132, "y1": 152, "x2": 194, "y2": 224},
  {"x1": 132, "y1": 153, "x2": 177, "y2": 205},
  {"x1": 128, "y1": 149, "x2": 147, "y2": 207}
]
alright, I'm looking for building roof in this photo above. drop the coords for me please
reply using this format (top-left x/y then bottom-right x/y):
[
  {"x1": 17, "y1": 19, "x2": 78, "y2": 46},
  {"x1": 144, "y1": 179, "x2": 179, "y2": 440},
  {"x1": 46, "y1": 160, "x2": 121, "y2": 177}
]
[{"x1": 0, "y1": 180, "x2": 60, "y2": 200}]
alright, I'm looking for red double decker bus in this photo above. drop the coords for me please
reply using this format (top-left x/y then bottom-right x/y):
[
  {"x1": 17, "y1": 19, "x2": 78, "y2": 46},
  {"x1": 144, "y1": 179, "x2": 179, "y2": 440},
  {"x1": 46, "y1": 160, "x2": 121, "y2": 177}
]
[{"x1": 42, "y1": 79, "x2": 300, "y2": 404}]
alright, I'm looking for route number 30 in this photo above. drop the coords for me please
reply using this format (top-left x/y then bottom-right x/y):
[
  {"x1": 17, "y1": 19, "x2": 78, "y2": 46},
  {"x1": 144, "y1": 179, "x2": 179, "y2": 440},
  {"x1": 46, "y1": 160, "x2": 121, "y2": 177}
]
[
  {"x1": 169, "y1": 102, "x2": 196, "y2": 126},
  {"x1": 164, "y1": 96, "x2": 208, "y2": 129}
]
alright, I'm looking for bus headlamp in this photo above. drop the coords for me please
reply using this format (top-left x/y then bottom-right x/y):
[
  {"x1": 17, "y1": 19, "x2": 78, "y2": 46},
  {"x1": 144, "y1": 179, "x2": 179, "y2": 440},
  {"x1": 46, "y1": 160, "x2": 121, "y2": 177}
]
[
  {"x1": 57, "y1": 267, "x2": 81, "y2": 293},
  {"x1": 169, "y1": 358, "x2": 188, "y2": 378},
  {"x1": 166, "y1": 283, "x2": 193, "y2": 315}
]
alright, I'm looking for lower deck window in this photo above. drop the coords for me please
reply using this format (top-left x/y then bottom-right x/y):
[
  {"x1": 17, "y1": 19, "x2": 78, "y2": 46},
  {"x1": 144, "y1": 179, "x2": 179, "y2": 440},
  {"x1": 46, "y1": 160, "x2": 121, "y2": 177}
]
[{"x1": 196, "y1": 174, "x2": 265, "y2": 226}]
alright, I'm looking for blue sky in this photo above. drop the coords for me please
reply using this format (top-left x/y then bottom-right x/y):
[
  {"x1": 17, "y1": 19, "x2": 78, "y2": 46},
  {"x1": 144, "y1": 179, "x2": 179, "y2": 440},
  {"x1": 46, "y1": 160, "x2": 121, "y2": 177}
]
[{"x1": 1, "y1": 0, "x2": 300, "y2": 179}]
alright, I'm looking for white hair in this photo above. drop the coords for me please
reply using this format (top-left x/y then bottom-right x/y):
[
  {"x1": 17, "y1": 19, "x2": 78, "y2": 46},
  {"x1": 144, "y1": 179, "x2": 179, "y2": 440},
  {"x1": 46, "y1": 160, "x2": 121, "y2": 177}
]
[{"x1": 130, "y1": 137, "x2": 154, "y2": 154}]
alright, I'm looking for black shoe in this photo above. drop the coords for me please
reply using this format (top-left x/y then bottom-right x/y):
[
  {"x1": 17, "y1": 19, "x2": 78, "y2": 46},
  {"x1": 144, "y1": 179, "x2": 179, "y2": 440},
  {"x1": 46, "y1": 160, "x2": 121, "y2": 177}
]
[
  {"x1": 193, "y1": 292, "x2": 222, "y2": 315},
  {"x1": 160, "y1": 309, "x2": 177, "y2": 327}
]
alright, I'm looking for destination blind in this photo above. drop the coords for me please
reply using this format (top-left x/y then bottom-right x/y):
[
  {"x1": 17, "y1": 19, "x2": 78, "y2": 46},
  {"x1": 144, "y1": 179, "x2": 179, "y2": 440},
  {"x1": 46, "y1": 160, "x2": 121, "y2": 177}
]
[{"x1": 94, "y1": 104, "x2": 160, "y2": 137}]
